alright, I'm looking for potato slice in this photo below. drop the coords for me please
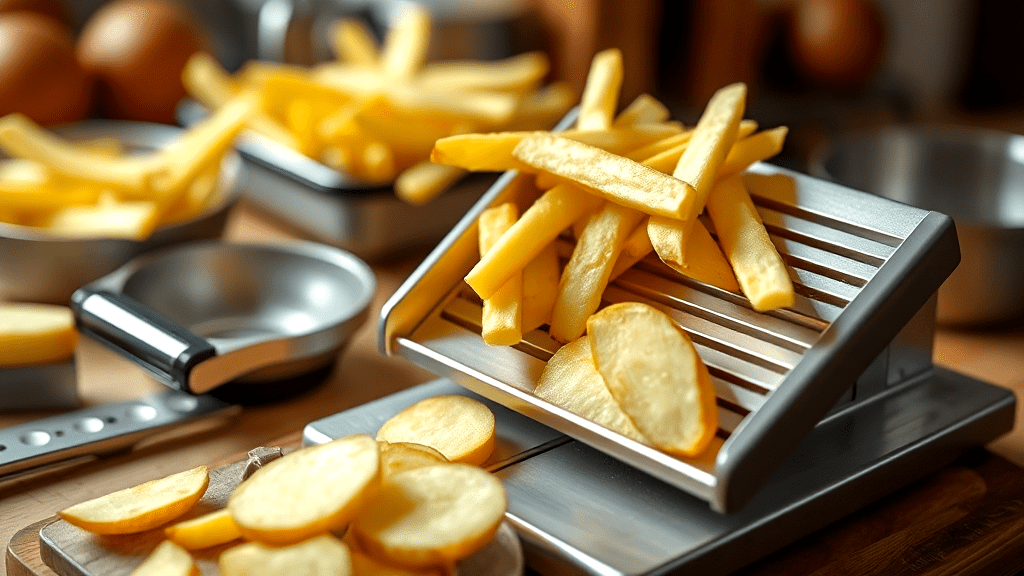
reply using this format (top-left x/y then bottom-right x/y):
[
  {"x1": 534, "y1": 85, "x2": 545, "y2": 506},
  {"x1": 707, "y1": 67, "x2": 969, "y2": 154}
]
[
  {"x1": 376, "y1": 396, "x2": 495, "y2": 466},
  {"x1": 349, "y1": 464, "x2": 506, "y2": 569},
  {"x1": 60, "y1": 466, "x2": 209, "y2": 535},
  {"x1": 351, "y1": 549, "x2": 443, "y2": 576},
  {"x1": 535, "y1": 337, "x2": 648, "y2": 444},
  {"x1": 587, "y1": 302, "x2": 717, "y2": 457},
  {"x1": 129, "y1": 540, "x2": 198, "y2": 576},
  {"x1": 164, "y1": 508, "x2": 241, "y2": 550},
  {"x1": 219, "y1": 533, "x2": 352, "y2": 576},
  {"x1": 0, "y1": 303, "x2": 76, "y2": 367},
  {"x1": 227, "y1": 434, "x2": 380, "y2": 545},
  {"x1": 378, "y1": 441, "x2": 449, "y2": 480}
]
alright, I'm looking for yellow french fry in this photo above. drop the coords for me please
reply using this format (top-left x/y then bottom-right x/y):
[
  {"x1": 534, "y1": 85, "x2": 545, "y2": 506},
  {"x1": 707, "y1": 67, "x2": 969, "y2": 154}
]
[
  {"x1": 626, "y1": 119, "x2": 758, "y2": 164},
  {"x1": 478, "y1": 203, "x2": 523, "y2": 346},
  {"x1": 672, "y1": 82, "x2": 747, "y2": 219},
  {"x1": 42, "y1": 201, "x2": 161, "y2": 240},
  {"x1": 466, "y1": 183, "x2": 603, "y2": 300},
  {"x1": 419, "y1": 52, "x2": 550, "y2": 95},
  {"x1": 549, "y1": 201, "x2": 645, "y2": 343},
  {"x1": 512, "y1": 135, "x2": 695, "y2": 220},
  {"x1": 329, "y1": 18, "x2": 379, "y2": 65},
  {"x1": 609, "y1": 216, "x2": 654, "y2": 280},
  {"x1": 356, "y1": 140, "x2": 397, "y2": 184},
  {"x1": 395, "y1": 161, "x2": 466, "y2": 205},
  {"x1": 181, "y1": 52, "x2": 239, "y2": 109},
  {"x1": 285, "y1": 99, "x2": 318, "y2": 157},
  {"x1": 381, "y1": 4, "x2": 432, "y2": 79},
  {"x1": 656, "y1": 218, "x2": 740, "y2": 292},
  {"x1": 0, "y1": 114, "x2": 155, "y2": 193},
  {"x1": 577, "y1": 48, "x2": 623, "y2": 131},
  {"x1": 431, "y1": 124, "x2": 680, "y2": 174},
  {"x1": 521, "y1": 240, "x2": 561, "y2": 333},
  {"x1": 705, "y1": 175, "x2": 793, "y2": 311},
  {"x1": 717, "y1": 126, "x2": 788, "y2": 178},
  {"x1": 613, "y1": 93, "x2": 670, "y2": 126}
]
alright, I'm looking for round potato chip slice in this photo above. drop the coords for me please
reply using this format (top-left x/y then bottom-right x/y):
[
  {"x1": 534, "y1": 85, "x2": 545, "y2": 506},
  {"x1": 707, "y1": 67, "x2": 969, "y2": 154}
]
[
  {"x1": 59, "y1": 466, "x2": 209, "y2": 535},
  {"x1": 378, "y1": 441, "x2": 449, "y2": 480},
  {"x1": 376, "y1": 395, "x2": 495, "y2": 466},
  {"x1": 219, "y1": 533, "x2": 352, "y2": 576},
  {"x1": 228, "y1": 434, "x2": 379, "y2": 545},
  {"x1": 350, "y1": 463, "x2": 507, "y2": 569}
]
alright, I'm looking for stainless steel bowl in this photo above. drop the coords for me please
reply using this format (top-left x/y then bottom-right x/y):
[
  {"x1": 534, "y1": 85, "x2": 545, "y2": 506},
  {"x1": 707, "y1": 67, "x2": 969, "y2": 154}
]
[
  {"x1": 811, "y1": 125, "x2": 1024, "y2": 326},
  {"x1": 0, "y1": 121, "x2": 241, "y2": 305}
]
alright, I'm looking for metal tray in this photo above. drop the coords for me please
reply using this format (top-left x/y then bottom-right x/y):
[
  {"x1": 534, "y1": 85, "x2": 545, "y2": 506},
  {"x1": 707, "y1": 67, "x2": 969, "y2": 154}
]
[
  {"x1": 380, "y1": 161, "x2": 975, "y2": 513},
  {"x1": 178, "y1": 99, "x2": 497, "y2": 261}
]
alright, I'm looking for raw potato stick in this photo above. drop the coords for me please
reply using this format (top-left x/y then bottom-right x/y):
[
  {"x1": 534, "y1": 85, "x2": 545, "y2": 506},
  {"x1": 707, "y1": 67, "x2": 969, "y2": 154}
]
[
  {"x1": 381, "y1": 4, "x2": 431, "y2": 79},
  {"x1": 465, "y1": 183, "x2": 603, "y2": 300},
  {"x1": 613, "y1": 93, "x2": 671, "y2": 126},
  {"x1": 717, "y1": 126, "x2": 789, "y2": 178},
  {"x1": 576, "y1": 48, "x2": 623, "y2": 130},
  {"x1": 512, "y1": 135, "x2": 695, "y2": 220},
  {"x1": 672, "y1": 82, "x2": 746, "y2": 219},
  {"x1": 395, "y1": 161, "x2": 466, "y2": 205},
  {"x1": 521, "y1": 241, "x2": 561, "y2": 332},
  {"x1": 549, "y1": 201, "x2": 644, "y2": 343},
  {"x1": 478, "y1": 203, "x2": 524, "y2": 346},
  {"x1": 705, "y1": 175, "x2": 794, "y2": 311},
  {"x1": 330, "y1": 18, "x2": 380, "y2": 65}
]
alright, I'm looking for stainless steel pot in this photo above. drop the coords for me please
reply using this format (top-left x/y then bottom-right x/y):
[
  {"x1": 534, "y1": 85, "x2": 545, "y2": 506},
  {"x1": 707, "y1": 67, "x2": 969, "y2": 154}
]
[
  {"x1": 0, "y1": 121, "x2": 241, "y2": 305},
  {"x1": 811, "y1": 125, "x2": 1024, "y2": 326}
]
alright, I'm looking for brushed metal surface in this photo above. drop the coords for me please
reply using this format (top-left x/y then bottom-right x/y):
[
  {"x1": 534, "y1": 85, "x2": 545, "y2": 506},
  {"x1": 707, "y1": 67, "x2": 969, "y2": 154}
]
[{"x1": 812, "y1": 125, "x2": 1024, "y2": 325}]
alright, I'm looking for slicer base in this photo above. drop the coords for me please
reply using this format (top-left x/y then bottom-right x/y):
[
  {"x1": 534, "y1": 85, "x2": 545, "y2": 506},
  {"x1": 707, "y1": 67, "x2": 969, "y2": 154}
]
[{"x1": 304, "y1": 369, "x2": 1013, "y2": 576}]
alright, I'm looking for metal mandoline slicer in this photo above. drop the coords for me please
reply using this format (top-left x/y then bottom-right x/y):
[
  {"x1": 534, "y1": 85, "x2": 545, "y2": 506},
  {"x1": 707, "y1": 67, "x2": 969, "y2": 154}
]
[{"x1": 306, "y1": 160, "x2": 1015, "y2": 575}]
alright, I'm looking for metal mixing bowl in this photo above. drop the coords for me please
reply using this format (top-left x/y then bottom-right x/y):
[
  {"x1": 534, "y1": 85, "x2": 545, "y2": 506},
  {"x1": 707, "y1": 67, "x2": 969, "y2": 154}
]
[
  {"x1": 811, "y1": 125, "x2": 1024, "y2": 326},
  {"x1": 0, "y1": 121, "x2": 241, "y2": 305}
]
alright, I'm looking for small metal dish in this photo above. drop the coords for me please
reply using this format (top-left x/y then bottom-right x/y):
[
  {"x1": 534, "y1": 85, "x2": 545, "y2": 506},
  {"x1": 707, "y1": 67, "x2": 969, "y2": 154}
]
[
  {"x1": 811, "y1": 125, "x2": 1024, "y2": 326},
  {"x1": 0, "y1": 121, "x2": 242, "y2": 305},
  {"x1": 178, "y1": 99, "x2": 497, "y2": 261},
  {"x1": 71, "y1": 240, "x2": 375, "y2": 402}
]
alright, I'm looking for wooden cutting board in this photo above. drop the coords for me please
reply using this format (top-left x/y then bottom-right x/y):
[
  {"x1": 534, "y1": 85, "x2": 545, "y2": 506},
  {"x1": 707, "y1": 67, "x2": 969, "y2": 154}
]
[{"x1": 9, "y1": 450, "x2": 1024, "y2": 576}]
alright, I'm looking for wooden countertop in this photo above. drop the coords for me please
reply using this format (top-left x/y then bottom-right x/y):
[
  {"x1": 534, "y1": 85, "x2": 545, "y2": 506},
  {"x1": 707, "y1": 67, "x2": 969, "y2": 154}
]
[{"x1": 3, "y1": 202, "x2": 1024, "y2": 576}]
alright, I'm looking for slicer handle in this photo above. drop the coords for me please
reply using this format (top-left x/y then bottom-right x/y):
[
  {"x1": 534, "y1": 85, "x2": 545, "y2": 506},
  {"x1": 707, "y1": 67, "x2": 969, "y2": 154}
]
[{"x1": 71, "y1": 288, "x2": 215, "y2": 395}]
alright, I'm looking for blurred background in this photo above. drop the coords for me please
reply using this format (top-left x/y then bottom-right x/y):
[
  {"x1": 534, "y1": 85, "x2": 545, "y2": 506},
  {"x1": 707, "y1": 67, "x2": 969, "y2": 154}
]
[{"x1": 5, "y1": 0, "x2": 1022, "y2": 167}]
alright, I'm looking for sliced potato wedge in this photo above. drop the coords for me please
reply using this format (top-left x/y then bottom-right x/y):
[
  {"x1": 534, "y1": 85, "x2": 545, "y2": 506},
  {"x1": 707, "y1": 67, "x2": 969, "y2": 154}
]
[
  {"x1": 378, "y1": 441, "x2": 449, "y2": 481},
  {"x1": 219, "y1": 533, "x2": 353, "y2": 576},
  {"x1": 587, "y1": 302, "x2": 717, "y2": 457},
  {"x1": 129, "y1": 540, "x2": 198, "y2": 576},
  {"x1": 535, "y1": 336, "x2": 648, "y2": 444},
  {"x1": 59, "y1": 466, "x2": 209, "y2": 535},
  {"x1": 227, "y1": 434, "x2": 379, "y2": 545},
  {"x1": 349, "y1": 464, "x2": 506, "y2": 569},
  {"x1": 376, "y1": 396, "x2": 495, "y2": 466},
  {"x1": 164, "y1": 508, "x2": 241, "y2": 550}
]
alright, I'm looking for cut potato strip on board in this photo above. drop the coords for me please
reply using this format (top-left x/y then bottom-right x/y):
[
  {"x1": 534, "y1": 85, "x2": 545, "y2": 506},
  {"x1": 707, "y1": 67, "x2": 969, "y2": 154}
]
[
  {"x1": 587, "y1": 302, "x2": 718, "y2": 457},
  {"x1": 228, "y1": 434, "x2": 379, "y2": 545},
  {"x1": 60, "y1": 466, "x2": 209, "y2": 535},
  {"x1": 350, "y1": 464, "x2": 507, "y2": 570},
  {"x1": 706, "y1": 175, "x2": 794, "y2": 311},
  {"x1": 535, "y1": 336, "x2": 649, "y2": 444},
  {"x1": 376, "y1": 395, "x2": 496, "y2": 466},
  {"x1": 0, "y1": 303, "x2": 76, "y2": 367}
]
